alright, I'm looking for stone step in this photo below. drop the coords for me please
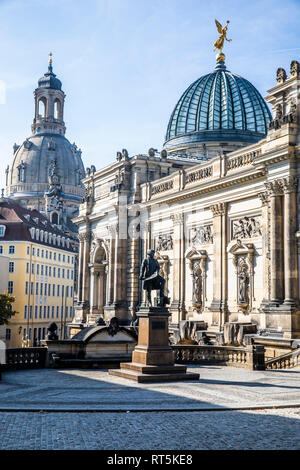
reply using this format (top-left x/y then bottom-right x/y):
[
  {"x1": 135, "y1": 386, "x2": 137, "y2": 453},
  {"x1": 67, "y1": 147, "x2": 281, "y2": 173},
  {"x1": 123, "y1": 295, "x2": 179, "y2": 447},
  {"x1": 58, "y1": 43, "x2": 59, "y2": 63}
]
[
  {"x1": 119, "y1": 361, "x2": 187, "y2": 374},
  {"x1": 109, "y1": 368, "x2": 200, "y2": 383}
]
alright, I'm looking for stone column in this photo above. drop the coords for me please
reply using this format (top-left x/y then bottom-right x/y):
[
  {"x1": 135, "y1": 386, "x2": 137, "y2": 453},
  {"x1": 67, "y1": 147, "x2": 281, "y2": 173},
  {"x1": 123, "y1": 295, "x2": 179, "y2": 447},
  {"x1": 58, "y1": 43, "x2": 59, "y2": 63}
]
[
  {"x1": 170, "y1": 213, "x2": 185, "y2": 324},
  {"x1": 209, "y1": 203, "x2": 227, "y2": 328},
  {"x1": 81, "y1": 232, "x2": 91, "y2": 305},
  {"x1": 77, "y1": 234, "x2": 84, "y2": 302},
  {"x1": 258, "y1": 191, "x2": 270, "y2": 309},
  {"x1": 265, "y1": 180, "x2": 284, "y2": 304},
  {"x1": 106, "y1": 227, "x2": 115, "y2": 306},
  {"x1": 98, "y1": 264, "x2": 105, "y2": 315},
  {"x1": 282, "y1": 176, "x2": 298, "y2": 305}
]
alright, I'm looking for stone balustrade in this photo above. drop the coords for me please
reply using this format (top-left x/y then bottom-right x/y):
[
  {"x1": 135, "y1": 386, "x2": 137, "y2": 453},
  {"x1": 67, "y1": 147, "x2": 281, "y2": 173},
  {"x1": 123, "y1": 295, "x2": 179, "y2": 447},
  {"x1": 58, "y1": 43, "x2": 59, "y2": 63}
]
[
  {"x1": 265, "y1": 348, "x2": 300, "y2": 369},
  {"x1": 172, "y1": 344, "x2": 265, "y2": 370},
  {"x1": 226, "y1": 149, "x2": 261, "y2": 172},
  {"x1": 3, "y1": 347, "x2": 47, "y2": 371}
]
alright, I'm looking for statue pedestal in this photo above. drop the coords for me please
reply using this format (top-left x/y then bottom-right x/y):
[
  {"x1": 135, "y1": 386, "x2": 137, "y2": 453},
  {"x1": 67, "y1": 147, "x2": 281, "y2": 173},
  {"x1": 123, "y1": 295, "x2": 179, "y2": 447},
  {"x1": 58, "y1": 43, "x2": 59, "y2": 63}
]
[{"x1": 109, "y1": 307, "x2": 200, "y2": 383}]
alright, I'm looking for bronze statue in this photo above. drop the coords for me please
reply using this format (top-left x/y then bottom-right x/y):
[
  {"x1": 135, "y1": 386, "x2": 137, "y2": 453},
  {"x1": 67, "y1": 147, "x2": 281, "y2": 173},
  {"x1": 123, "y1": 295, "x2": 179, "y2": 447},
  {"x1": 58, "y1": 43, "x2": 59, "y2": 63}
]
[
  {"x1": 140, "y1": 249, "x2": 168, "y2": 307},
  {"x1": 214, "y1": 19, "x2": 232, "y2": 53}
]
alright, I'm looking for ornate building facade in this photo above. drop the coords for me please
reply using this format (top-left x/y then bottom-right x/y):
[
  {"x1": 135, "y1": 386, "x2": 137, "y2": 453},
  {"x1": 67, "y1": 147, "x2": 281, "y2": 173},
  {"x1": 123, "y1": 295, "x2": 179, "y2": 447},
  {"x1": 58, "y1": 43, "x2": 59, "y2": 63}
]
[{"x1": 73, "y1": 56, "x2": 300, "y2": 340}]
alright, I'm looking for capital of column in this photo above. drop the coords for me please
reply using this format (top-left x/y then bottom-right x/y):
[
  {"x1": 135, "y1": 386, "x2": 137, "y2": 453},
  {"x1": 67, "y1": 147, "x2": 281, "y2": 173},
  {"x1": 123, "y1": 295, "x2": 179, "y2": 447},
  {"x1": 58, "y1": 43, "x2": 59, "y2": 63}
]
[
  {"x1": 78, "y1": 232, "x2": 90, "y2": 243},
  {"x1": 265, "y1": 179, "x2": 284, "y2": 196},
  {"x1": 258, "y1": 191, "x2": 269, "y2": 206},
  {"x1": 210, "y1": 202, "x2": 227, "y2": 217},
  {"x1": 170, "y1": 213, "x2": 184, "y2": 225},
  {"x1": 281, "y1": 176, "x2": 298, "y2": 193}
]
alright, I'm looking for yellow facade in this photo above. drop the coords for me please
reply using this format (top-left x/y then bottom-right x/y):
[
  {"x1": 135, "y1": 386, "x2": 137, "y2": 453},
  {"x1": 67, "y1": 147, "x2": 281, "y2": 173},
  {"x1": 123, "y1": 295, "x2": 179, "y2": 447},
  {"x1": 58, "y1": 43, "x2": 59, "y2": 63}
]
[{"x1": 0, "y1": 240, "x2": 75, "y2": 348}]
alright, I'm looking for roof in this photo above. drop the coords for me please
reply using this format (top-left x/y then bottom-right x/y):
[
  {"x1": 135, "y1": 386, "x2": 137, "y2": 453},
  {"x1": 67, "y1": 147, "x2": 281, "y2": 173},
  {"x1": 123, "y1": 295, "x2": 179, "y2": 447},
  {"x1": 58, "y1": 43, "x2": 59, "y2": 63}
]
[
  {"x1": 165, "y1": 60, "x2": 272, "y2": 149},
  {"x1": 0, "y1": 199, "x2": 77, "y2": 252}
]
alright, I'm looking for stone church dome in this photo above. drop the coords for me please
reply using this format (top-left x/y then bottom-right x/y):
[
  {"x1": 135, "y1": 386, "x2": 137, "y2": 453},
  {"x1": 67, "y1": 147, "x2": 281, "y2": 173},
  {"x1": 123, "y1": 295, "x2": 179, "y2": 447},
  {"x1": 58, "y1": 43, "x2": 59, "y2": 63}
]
[
  {"x1": 164, "y1": 59, "x2": 272, "y2": 156},
  {"x1": 6, "y1": 54, "x2": 85, "y2": 233}
]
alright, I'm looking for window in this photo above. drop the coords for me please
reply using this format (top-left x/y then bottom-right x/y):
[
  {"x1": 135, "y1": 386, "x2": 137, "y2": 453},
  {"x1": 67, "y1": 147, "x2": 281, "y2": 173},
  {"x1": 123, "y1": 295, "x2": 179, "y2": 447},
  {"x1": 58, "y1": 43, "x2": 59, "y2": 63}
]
[
  {"x1": 5, "y1": 329, "x2": 11, "y2": 341},
  {"x1": 44, "y1": 283, "x2": 47, "y2": 295},
  {"x1": 32, "y1": 247, "x2": 35, "y2": 256},
  {"x1": 66, "y1": 286, "x2": 69, "y2": 297},
  {"x1": 52, "y1": 306, "x2": 54, "y2": 318},
  {"x1": 47, "y1": 306, "x2": 50, "y2": 318},
  {"x1": 67, "y1": 256, "x2": 70, "y2": 264},
  {"x1": 57, "y1": 285, "x2": 60, "y2": 296},
  {"x1": 52, "y1": 284, "x2": 55, "y2": 296},
  {"x1": 8, "y1": 281, "x2": 14, "y2": 294},
  {"x1": 25, "y1": 281, "x2": 28, "y2": 295},
  {"x1": 48, "y1": 284, "x2": 51, "y2": 296},
  {"x1": 28, "y1": 328, "x2": 32, "y2": 340},
  {"x1": 0, "y1": 246, "x2": 3, "y2": 254},
  {"x1": 24, "y1": 305, "x2": 27, "y2": 319},
  {"x1": 26, "y1": 262, "x2": 29, "y2": 273},
  {"x1": 65, "y1": 306, "x2": 68, "y2": 318},
  {"x1": 40, "y1": 283, "x2": 43, "y2": 295},
  {"x1": 29, "y1": 306, "x2": 33, "y2": 319},
  {"x1": 71, "y1": 271, "x2": 74, "y2": 280},
  {"x1": 41, "y1": 250, "x2": 44, "y2": 258},
  {"x1": 53, "y1": 267, "x2": 56, "y2": 278},
  {"x1": 30, "y1": 282, "x2": 34, "y2": 295},
  {"x1": 41, "y1": 265, "x2": 44, "y2": 275},
  {"x1": 49, "y1": 252, "x2": 52, "y2": 260},
  {"x1": 62, "y1": 269, "x2": 65, "y2": 279},
  {"x1": 43, "y1": 306, "x2": 47, "y2": 319},
  {"x1": 0, "y1": 225, "x2": 6, "y2": 237},
  {"x1": 27, "y1": 246, "x2": 30, "y2": 255},
  {"x1": 63, "y1": 255, "x2": 65, "y2": 263},
  {"x1": 9, "y1": 245, "x2": 15, "y2": 254},
  {"x1": 70, "y1": 287, "x2": 73, "y2": 297},
  {"x1": 31, "y1": 264, "x2": 35, "y2": 274},
  {"x1": 49, "y1": 267, "x2": 51, "y2": 277},
  {"x1": 58, "y1": 254, "x2": 61, "y2": 262},
  {"x1": 37, "y1": 248, "x2": 40, "y2": 257},
  {"x1": 37, "y1": 264, "x2": 39, "y2": 275},
  {"x1": 39, "y1": 306, "x2": 42, "y2": 319},
  {"x1": 34, "y1": 306, "x2": 38, "y2": 319},
  {"x1": 72, "y1": 257, "x2": 74, "y2": 264},
  {"x1": 23, "y1": 328, "x2": 27, "y2": 340},
  {"x1": 46, "y1": 250, "x2": 48, "y2": 259},
  {"x1": 58, "y1": 268, "x2": 60, "y2": 278},
  {"x1": 45, "y1": 266, "x2": 48, "y2": 276},
  {"x1": 70, "y1": 306, "x2": 73, "y2": 318},
  {"x1": 56, "y1": 306, "x2": 59, "y2": 318},
  {"x1": 36, "y1": 282, "x2": 39, "y2": 295},
  {"x1": 54, "y1": 253, "x2": 56, "y2": 261},
  {"x1": 9, "y1": 262, "x2": 15, "y2": 273}
]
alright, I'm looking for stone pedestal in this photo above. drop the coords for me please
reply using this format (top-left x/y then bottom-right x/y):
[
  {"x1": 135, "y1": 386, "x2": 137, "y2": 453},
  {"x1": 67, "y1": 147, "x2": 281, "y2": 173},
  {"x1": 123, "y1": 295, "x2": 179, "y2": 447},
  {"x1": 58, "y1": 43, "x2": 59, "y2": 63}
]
[{"x1": 109, "y1": 307, "x2": 200, "y2": 382}]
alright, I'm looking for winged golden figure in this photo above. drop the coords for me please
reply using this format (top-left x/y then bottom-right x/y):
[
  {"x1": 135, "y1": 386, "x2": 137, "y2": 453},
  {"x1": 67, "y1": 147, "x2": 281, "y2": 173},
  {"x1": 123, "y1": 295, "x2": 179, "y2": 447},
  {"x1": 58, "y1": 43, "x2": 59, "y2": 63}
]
[{"x1": 214, "y1": 19, "x2": 232, "y2": 53}]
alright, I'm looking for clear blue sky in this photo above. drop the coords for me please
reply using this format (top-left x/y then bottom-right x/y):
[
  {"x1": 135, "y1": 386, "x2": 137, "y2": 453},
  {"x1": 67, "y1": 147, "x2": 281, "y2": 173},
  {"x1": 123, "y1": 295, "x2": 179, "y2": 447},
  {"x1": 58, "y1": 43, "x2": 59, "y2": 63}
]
[{"x1": 0, "y1": 0, "x2": 299, "y2": 188}]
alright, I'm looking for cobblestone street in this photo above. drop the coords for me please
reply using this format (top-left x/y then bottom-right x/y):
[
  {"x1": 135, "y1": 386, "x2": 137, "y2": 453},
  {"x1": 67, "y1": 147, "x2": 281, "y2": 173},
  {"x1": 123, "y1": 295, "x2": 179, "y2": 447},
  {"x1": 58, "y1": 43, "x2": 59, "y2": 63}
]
[
  {"x1": 0, "y1": 366, "x2": 299, "y2": 450},
  {"x1": 0, "y1": 408, "x2": 299, "y2": 450}
]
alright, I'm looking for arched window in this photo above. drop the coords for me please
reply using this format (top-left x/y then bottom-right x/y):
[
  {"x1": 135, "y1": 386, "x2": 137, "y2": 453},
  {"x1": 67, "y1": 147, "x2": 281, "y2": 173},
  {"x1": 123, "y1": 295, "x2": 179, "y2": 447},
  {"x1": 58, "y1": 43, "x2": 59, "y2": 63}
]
[
  {"x1": 38, "y1": 97, "x2": 47, "y2": 118},
  {"x1": 54, "y1": 99, "x2": 61, "y2": 120}
]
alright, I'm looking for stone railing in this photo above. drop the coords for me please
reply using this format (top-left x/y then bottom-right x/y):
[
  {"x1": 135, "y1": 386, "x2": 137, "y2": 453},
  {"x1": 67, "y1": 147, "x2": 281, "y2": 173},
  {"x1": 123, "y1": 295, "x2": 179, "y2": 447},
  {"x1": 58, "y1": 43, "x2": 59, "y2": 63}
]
[
  {"x1": 3, "y1": 348, "x2": 47, "y2": 371},
  {"x1": 226, "y1": 149, "x2": 261, "y2": 172},
  {"x1": 265, "y1": 348, "x2": 300, "y2": 370},
  {"x1": 172, "y1": 344, "x2": 265, "y2": 370}
]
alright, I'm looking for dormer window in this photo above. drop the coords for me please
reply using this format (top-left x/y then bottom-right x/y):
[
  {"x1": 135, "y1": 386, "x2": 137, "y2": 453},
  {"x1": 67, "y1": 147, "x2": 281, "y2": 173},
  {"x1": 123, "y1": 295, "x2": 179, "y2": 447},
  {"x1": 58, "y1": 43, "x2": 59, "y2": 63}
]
[
  {"x1": 17, "y1": 161, "x2": 26, "y2": 182},
  {"x1": 33, "y1": 217, "x2": 39, "y2": 225},
  {"x1": 40, "y1": 230, "x2": 44, "y2": 242},
  {"x1": 30, "y1": 227, "x2": 35, "y2": 239},
  {"x1": 24, "y1": 214, "x2": 30, "y2": 222},
  {"x1": 35, "y1": 229, "x2": 39, "y2": 240},
  {"x1": 0, "y1": 225, "x2": 6, "y2": 237}
]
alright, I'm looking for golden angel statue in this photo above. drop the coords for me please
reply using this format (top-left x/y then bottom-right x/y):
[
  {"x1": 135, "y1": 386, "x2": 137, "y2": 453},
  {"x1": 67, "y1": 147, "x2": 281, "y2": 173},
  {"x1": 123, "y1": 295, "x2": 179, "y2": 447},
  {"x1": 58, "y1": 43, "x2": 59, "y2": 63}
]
[{"x1": 213, "y1": 19, "x2": 232, "y2": 53}]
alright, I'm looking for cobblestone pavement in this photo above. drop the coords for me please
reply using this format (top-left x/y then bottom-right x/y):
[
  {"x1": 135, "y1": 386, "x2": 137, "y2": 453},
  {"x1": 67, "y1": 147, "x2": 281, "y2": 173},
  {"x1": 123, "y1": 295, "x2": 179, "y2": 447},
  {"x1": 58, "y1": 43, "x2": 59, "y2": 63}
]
[
  {"x1": 0, "y1": 366, "x2": 299, "y2": 411},
  {"x1": 0, "y1": 408, "x2": 299, "y2": 450}
]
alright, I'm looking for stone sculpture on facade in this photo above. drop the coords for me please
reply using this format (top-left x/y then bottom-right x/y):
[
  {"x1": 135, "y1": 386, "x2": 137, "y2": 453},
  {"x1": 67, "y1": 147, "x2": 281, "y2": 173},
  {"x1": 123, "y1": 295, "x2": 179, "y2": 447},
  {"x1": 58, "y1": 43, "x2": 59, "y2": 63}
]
[
  {"x1": 192, "y1": 261, "x2": 203, "y2": 311},
  {"x1": 191, "y1": 225, "x2": 213, "y2": 245},
  {"x1": 155, "y1": 234, "x2": 173, "y2": 251},
  {"x1": 238, "y1": 265, "x2": 249, "y2": 305},
  {"x1": 140, "y1": 249, "x2": 168, "y2": 307},
  {"x1": 232, "y1": 216, "x2": 261, "y2": 239}
]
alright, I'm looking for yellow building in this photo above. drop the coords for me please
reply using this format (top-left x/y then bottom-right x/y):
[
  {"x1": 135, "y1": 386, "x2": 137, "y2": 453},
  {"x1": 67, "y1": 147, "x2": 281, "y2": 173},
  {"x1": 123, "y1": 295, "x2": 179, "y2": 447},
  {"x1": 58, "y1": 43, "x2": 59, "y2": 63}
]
[{"x1": 0, "y1": 199, "x2": 77, "y2": 347}]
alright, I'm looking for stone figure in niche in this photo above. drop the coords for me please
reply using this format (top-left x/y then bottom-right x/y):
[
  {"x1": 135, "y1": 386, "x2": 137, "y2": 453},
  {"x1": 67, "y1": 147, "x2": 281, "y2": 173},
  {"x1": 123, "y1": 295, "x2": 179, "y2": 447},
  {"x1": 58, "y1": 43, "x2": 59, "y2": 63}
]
[
  {"x1": 238, "y1": 266, "x2": 249, "y2": 305},
  {"x1": 192, "y1": 263, "x2": 202, "y2": 307},
  {"x1": 140, "y1": 249, "x2": 168, "y2": 307}
]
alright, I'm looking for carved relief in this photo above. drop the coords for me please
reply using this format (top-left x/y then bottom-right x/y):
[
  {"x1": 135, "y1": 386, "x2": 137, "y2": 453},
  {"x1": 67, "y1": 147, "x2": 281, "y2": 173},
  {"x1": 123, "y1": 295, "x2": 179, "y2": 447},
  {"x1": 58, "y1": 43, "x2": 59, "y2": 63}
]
[
  {"x1": 190, "y1": 225, "x2": 213, "y2": 245},
  {"x1": 232, "y1": 216, "x2": 261, "y2": 240},
  {"x1": 155, "y1": 234, "x2": 173, "y2": 251}
]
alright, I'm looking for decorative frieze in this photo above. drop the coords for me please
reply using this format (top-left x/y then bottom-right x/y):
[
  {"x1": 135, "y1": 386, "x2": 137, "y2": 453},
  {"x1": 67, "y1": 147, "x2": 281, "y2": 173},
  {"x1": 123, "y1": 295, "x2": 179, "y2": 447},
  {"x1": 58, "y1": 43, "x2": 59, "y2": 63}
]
[
  {"x1": 155, "y1": 233, "x2": 173, "y2": 251},
  {"x1": 190, "y1": 225, "x2": 213, "y2": 245},
  {"x1": 226, "y1": 150, "x2": 259, "y2": 171},
  {"x1": 185, "y1": 166, "x2": 212, "y2": 184},
  {"x1": 231, "y1": 216, "x2": 262, "y2": 240},
  {"x1": 152, "y1": 180, "x2": 173, "y2": 195}
]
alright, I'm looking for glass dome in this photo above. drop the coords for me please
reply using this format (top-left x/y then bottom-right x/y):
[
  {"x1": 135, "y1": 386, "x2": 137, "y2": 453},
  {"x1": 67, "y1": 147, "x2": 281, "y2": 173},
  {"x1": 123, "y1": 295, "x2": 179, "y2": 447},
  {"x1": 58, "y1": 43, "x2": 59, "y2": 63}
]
[{"x1": 165, "y1": 61, "x2": 272, "y2": 150}]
